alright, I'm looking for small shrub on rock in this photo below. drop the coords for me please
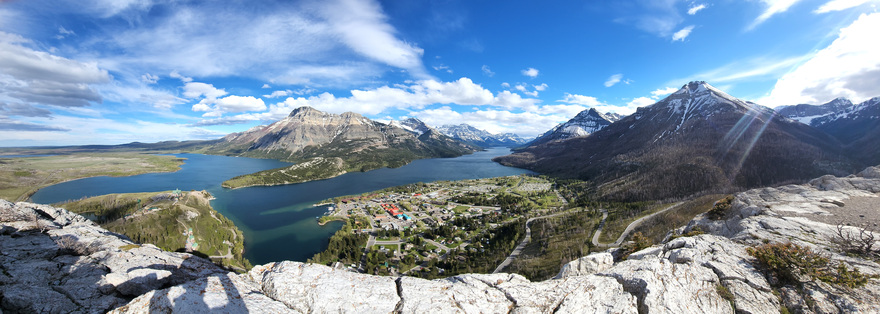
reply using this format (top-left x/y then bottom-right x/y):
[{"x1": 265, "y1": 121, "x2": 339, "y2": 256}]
[
  {"x1": 747, "y1": 242, "x2": 871, "y2": 288},
  {"x1": 707, "y1": 195, "x2": 734, "y2": 220},
  {"x1": 621, "y1": 232, "x2": 653, "y2": 260}
]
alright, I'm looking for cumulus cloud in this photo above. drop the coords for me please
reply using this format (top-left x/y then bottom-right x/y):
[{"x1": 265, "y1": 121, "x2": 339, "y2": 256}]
[
  {"x1": 760, "y1": 12, "x2": 880, "y2": 107},
  {"x1": 410, "y1": 106, "x2": 566, "y2": 137},
  {"x1": 651, "y1": 87, "x2": 679, "y2": 97},
  {"x1": 604, "y1": 74, "x2": 624, "y2": 87},
  {"x1": 559, "y1": 93, "x2": 606, "y2": 107},
  {"x1": 261, "y1": 84, "x2": 271, "y2": 89},
  {"x1": 815, "y1": 0, "x2": 875, "y2": 13},
  {"x1": 534, "y1": 83, "x2": 548, "y2": 91},
  {"x1": 672, "y1": 25, "x2": 695, "y2": 41},
  {"x1": 688, "y1": 4, "x2": 707, "y2": 15},
  {"x1": 521, "y1": 67, "x2": 539, "y2": 78},
  {"x1": 482, "y1": 65, "x2": 495, "y2": 77},
  {"x1": 193, "y1": 95, "x2": 266, "y2": 117},
  {"x1": 209, "y1": 77, "x2": 541, "y2": 124},
  {"x1": 182, "y1": 82, "x2": 227, "y2": 100}
]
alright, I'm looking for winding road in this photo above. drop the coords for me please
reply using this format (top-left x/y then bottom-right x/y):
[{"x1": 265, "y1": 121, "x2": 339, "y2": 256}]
[
  {"x1": 592, "y1": 202, "x2": 683, "y2": 247},
  {"x1": 492, "y1": 210, "x2": 582, "y2": 274}
]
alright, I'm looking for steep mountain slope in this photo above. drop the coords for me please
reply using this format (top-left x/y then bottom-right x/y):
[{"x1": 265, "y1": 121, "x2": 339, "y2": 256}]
[
  {"x1": 437, "y1": 124, "x2": 529, "y2": 147},
  {"x1": 776, "y1": 97, "x2": 853, "y2": 126},
  {"x1": 391, "y1": 118, "x2": 433, "y2": 136},
  {"x1": 812, "y1": 97, "x2": 880, "y2": 164},
  {"x1": 526, "y1": 108, "x2": 620, "y2": 147},
  {"x1": 495, "y1": 81, "x2": 854, "y2": 201},
  {"x1": 207, "y1": 107, "x2": 477, "y2": 187}
]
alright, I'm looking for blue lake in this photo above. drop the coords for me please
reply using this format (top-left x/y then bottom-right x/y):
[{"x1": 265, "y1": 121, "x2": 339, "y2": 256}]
[{"x1": 30, "y1": 147, "x2": 531, "y2": 264}]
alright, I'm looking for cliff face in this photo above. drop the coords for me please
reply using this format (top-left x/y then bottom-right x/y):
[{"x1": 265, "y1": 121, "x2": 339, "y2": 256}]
[{"x1": 3, "y1": 166, "x2": 880, "y2": 313}]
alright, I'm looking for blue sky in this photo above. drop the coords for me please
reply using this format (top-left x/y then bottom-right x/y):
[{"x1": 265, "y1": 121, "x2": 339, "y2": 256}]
[{"x1": 0, "y1": 0, "x2": 878, "y2": 146}]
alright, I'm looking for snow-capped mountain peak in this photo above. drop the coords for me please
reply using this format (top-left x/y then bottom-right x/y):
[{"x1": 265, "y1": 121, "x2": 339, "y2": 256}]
[
  {"x1": 436, "y1": 124, "x2": 528, "y2": 147},
  {"x1": 525, "y1": 107, "x2": 621, "y2": 147}
]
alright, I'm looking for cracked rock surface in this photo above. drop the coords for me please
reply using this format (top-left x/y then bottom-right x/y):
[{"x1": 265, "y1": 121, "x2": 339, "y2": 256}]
[{"x1": 4, "y1": 166, "x2": 880, "y2": 313}]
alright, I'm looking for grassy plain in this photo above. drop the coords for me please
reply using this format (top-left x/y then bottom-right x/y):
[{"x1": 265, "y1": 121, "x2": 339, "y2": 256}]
[{"x1": 0, "y1": 153, "x2": 183, "y2": 202}]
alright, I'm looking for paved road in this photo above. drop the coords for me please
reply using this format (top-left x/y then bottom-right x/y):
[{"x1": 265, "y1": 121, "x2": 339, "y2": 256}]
[
  {"x1": 592, "y1": 202, "x2": 683, "y2": 247},
  {"x1": 492, "y1": 210, "x2": 581, "y2": 274},
  {"x1": 590, "y1": 209, "x2": 609, "y2": 247}
]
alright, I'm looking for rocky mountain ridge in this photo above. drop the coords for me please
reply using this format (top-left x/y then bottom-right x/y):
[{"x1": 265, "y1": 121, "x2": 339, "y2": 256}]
[
  {"x1": 526, "y1": 108, "x2": 621, "y2": 147},
  {"x1": 495, "y1": 81, "x2": 854, "y2": 201},
  {"x1": 3, "y1": 166, "x2": 880, "y2": 312},
  {"x1": 776, "y1": 97, "x2": 854, "y2": 126},
  {"x1": 208, "y1": 106, "x2": 476, "y2": 163},
  {"x1": 436, "y1": 123, "x2": 529, "y2": 147}
]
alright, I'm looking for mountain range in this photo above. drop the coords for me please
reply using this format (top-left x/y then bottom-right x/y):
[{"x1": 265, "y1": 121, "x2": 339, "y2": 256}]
[
  {"x1": 778, "y1": 96, "x2": 880, "y2": 165},
  {"x1": 494, "y1": 81, "x2": 859, "y2": 201},
  {"x1": 526, "y1": 108, "x2": 622, "y2": 147},
  {"x1": 435, "y1": 124, "x2": 529, "y2": 147},
  {"x1": 205, "y1": 107, "x2": 477, "y2": 183}
]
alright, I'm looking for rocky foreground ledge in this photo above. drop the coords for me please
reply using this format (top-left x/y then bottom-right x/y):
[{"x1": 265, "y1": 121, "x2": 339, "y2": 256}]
[{"x1": 3, "y1": 167, "x2": 880, "y2": 313}]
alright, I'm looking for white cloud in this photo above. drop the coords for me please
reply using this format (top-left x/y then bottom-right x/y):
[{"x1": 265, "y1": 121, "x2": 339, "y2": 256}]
[
  {"x1": 614, "y1": 0, "x2": 683, "y2": 37},
  {"x1": 411, "y1": 107, "x2": 567, "y2": 138},
  {"x1": 182, "y1": 82, "x2": 227, "y2": 100},
  {"x1": 501, "y1": 82, "x2": 510, "y2": 88},
  {"x1": 481, "y1": 65, "x2": 495, "y2": 77},
  {"x1": 193, "y1": 95, "x2": 266, "y2": 117},
  {"x1": 533, "y1": 83, "x2": 548, "y2": 91},
  {"x1": 141, "y1": 73, "x2": 159, "y2": 84},
  {"x1": 515, "y1": 84, "x2": 528, "y2": 92},
  {"x1": 0, "y1": 32, "x2": 110, "y2": 110},
  {"x1": 559, "y1": 93, "x2": 605, "y2": 107},
  {"x1": 604, "y1": 74, "x2": 623, "y2": 87},
  {"x1": 688, "y1": 4, "x2": 707, "y2": 15},
  {"x1": 521, "y1": 67, "x2": 539, "y2": 78},
  {"x1": 751, "y1": 0, "x2": 806, "y2": 29},
  {"x1": 96, "y1": 0, "x2": 426, "y2": 87},
  {"x1": 627, "y1": 97, "x2": 657, "y2": 108},
  {"x1": 0, "y1": 115, "x2": 224, "y2": 146},
  {"x1": 815, "y1": 0, "x2": 876, "y2": 13},
  {"x1": 673, "y1": 55, "x2": 808, "y2": 85},
  {"x1": 672, "y1": 25, "x2": 695, "y2": 41},
  {"x1": 215, "y1": 77, "x2": 541, "y2": 123},
  {"x1": 264, "y1": 90, "x2": 293, "y2": 99},
  {"x1": 433, "y1": 64, "x2": 453, "y2": 73},
  {"x1": 169, "y1": 71, "x2": 192, "y2": 83},
  {"x1": 56, "y1": 26, "x2": 76, "y2": 39},
  {"x1": 316, "y1": 0, "x2": 427, "y2": 77},
  {"x1": 760, "y1": 12, "x2": 880, "y2": 107},
  {"x1": 558, "y1": 92, "x2": 654, "y2": 116},
  {"x1": 651, "y1": 87, "x2": 679, "y2": 97},
  {"x1": 261, "y1": 84, "x2": 271, "y2": 89}
]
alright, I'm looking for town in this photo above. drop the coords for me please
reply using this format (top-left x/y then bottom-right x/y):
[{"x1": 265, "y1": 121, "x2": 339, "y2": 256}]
[{"x1": 310, "y1": 174, "x2": 573, "y2": 278}]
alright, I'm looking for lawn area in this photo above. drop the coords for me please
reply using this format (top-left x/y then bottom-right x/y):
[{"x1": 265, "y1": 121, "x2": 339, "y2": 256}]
[{"x1": 452, "y1": 205, "x2": 469, "y2": 213}]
